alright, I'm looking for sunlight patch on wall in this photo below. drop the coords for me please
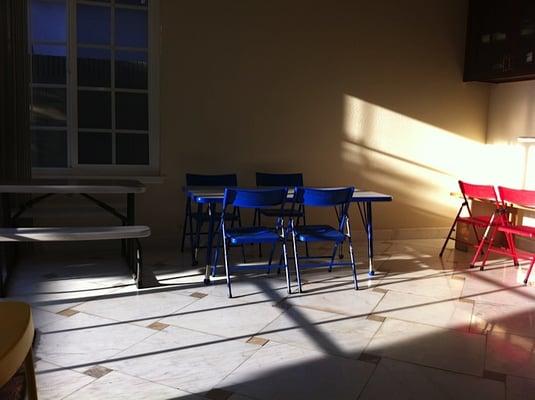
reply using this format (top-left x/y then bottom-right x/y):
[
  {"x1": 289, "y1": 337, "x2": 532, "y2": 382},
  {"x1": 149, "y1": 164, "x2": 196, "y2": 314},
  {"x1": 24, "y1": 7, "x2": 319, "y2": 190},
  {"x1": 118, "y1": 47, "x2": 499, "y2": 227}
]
[{"x1": 342, "y1": 95, "x2": 525, "y2": 218}]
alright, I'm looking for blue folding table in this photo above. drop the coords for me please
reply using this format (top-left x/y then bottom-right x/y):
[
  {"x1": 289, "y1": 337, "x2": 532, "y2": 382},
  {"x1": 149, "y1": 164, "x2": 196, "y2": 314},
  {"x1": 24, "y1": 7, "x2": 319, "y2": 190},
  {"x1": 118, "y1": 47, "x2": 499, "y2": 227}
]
[{"x1": 185, "y1": 187, "x2": 392, "y2": 284}]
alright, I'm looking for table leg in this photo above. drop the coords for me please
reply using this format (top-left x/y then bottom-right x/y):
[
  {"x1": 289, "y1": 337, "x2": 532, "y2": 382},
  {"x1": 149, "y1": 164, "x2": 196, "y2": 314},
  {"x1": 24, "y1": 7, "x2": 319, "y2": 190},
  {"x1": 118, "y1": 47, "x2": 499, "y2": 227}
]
[
  {"x1": 203, "y1": 203, "x2": 215, "y2": 285},
  {"x1": 127, "y1": 193, "x2": 135, "y2": 275},
  {"x1": 366, "y1": 202, "x2": 375, "y2": 276}
]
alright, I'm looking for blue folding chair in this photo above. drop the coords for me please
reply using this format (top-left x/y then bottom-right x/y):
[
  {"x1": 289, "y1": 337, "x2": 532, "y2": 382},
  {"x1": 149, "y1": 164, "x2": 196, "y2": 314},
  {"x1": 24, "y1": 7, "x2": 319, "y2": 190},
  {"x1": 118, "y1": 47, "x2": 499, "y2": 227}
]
[
  {"x1": 254, "y1": 172, "x2": 309, "y2": 257},
  {"x1": 215, "y1": 187, "x2": 291, "y2": 298},
  {"x1": 180, "y1": 173, "x2": 240, "y2": 266},
  {"x1": 290, "y1": 187, "x2": 358, "y2": 293}
]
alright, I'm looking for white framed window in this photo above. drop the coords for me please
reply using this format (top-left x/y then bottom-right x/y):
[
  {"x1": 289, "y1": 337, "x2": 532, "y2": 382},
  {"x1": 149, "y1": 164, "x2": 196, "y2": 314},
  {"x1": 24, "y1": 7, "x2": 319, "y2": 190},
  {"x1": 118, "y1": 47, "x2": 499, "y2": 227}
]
[{"x1": 29, "y1": 0, "x2": 159, "y2": 175}]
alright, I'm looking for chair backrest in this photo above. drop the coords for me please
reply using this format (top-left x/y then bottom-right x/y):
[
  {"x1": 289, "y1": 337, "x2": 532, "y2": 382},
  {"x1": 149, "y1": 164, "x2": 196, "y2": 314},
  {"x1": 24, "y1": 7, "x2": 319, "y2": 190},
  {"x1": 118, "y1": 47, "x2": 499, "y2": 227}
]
[
  {"x1": 256, "y1": 172, "x2": 303, "y2": 187},
  {"x1": 458, "y1": 181, "x2": 498, "y2": 202},
  {"x1": 498, "y1": 186, "x2": 535, "y2": 208},
  {"x1": 223, "y1": 187, "x2": 288, "y2": 209},
  {"x1": 186, "y1": 173, "x2": 237, "y2": 187},
  {"x1": 293, "y1": 187, "x2": 354, "y2": 207}
]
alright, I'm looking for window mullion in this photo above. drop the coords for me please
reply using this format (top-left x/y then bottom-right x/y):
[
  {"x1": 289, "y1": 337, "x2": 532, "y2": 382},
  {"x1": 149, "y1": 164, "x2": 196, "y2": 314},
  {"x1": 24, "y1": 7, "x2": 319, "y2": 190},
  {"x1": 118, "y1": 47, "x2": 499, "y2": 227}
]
[
  {"x1": 69, "y1": 0, "x2": 79, "y2": 168},
  {"x1": 111, "y1": 0, "x2": 116, "y2": 165}
]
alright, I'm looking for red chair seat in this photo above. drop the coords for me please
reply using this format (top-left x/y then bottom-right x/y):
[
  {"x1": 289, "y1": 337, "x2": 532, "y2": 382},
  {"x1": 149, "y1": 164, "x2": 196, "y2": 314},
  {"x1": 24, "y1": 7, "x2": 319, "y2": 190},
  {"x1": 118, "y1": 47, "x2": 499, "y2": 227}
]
[
  {"x1": 498, "y1": 224, "x2": 535, "y2": 238},
  {"x1": 457, "y1": 215, "x2": 494, "y2": 226}
]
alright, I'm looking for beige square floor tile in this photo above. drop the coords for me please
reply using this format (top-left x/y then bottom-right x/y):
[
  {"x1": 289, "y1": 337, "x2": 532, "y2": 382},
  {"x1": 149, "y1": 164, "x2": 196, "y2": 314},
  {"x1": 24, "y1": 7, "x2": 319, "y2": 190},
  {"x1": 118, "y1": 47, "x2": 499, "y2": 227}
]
[
  {"x1": 216, "y1": 342, "x2": 375, "y2": 400},
  {"x1": 365, "y1": 319, "x2": 486, "y2": 376},
  {"x1": 471, "y1": 302, "x2": 535, "y2": 338},
  {"x1": 103, "y1": 325, "x2": 260, "y2": 393},
  {"x1": 260, "y1": 305, "x2": 381, "y2": 358},
  {"x1": 373, "y1": 290, "x2": 473, "y2": 331},
  {"x1": 74, "y1": 290, "x2": 197, "y2": 327},
  {"x1": 35, "y1": 360, "x2": 95, "y2": 400},
  {"x1": 506, "y1": 375, "x2": 535, "y2": 400},
  {"x1": 359, "y1": 358, "x2": 504, "y2": 400},
  {"x1": 36, "y1": 312, "x2": 156, "y2": 371},
  {"x1": 486, "y1": 332, "x2": 535, "y2": 379},
  {"x1": 461, "y1": 266, "x2": 535, "y2": 306},
  {"x1": 159, "y1": 295, "x2": 284, "y2": 338},
  {"x1": 286, "y1": 284, "x2": 385, "y2": 316},
  {"x1": 31, "y1": 307, "x2": 67, "y2": 329},
  {"x1": 377, "y1": 269, "x2": 463, "y2": 300},
  {"x1": 62, "y1": 371, "x2": 198, "y2": 399}
]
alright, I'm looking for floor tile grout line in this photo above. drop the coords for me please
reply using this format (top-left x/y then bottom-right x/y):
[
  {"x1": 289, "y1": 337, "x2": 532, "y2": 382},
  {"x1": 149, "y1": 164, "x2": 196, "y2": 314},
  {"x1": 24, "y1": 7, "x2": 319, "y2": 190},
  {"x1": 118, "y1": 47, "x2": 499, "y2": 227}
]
[{"x1": 355, "y1": 357, "x2": 381, "y2": 400}]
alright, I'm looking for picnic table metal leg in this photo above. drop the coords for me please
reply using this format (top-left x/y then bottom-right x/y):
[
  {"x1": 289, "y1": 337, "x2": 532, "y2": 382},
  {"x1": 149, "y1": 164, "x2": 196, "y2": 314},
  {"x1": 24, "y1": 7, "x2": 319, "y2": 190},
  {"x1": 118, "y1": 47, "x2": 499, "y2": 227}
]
[
  {"x1": 366, "y1": 202, "x2": 375, "y2": 276},
  {"x1": 127, "y1": 193, "x2": 135, "y2": 274},
  {"x1": 204, "y1": 203, "x2": 215, "y2": 285}
]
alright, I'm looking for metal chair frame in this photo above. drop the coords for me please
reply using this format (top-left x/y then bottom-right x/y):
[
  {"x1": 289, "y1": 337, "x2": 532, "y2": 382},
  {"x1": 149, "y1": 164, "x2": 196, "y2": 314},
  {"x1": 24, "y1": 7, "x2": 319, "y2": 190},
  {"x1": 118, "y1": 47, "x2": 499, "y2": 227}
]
[
  {"x1": 180, "y1": 174, "x2": 240, "y2": 266},
  {"x1": 289, "y1": 187, "x2": 358, "y2": 293},
  {"x1": 253, "y1": 172, "x2": 309, "y2": 257},
  {"x1": 479, "y1": 186, "x2": 535, "y2": 283},
  {"x1": 439, "y1": 181, "x2": 502, "y2": 265},
  {"x1": 216, "y1": 187, "x2": 291, "y2": 298}
]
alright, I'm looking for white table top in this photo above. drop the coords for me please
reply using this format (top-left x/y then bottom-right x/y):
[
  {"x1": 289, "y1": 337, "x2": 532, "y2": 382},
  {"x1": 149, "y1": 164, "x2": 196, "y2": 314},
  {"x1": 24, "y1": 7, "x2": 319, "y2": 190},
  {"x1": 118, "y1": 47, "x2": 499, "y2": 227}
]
[{"x1": 0, "y1": 179, "x2": 146, "y2": 194}]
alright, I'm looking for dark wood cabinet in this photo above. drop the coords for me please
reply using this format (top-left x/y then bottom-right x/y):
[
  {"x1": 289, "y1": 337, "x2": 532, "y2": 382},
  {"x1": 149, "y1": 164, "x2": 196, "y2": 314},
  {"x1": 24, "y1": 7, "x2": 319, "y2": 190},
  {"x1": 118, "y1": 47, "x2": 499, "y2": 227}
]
[{"x1": 464, "y1": 0, "x2": 535, "y2": 82}]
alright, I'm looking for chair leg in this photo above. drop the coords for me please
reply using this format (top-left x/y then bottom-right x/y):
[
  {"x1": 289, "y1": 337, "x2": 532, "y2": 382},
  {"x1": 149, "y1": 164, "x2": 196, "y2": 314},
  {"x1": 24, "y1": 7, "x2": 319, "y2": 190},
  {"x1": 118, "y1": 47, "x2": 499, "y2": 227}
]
[
  {"x1": 282, "y1": 240, "x2": 291, "y2": 294},
  {"x1": 328, "y1": 243, "x2": 339, "y2": 272},
  {"x1": 222, "y1": 232, "x2": 232, "y2": 298},
  {"x1": 480, "y1": 226, "x2": 498, "y2": 271},
  {"x1": 258, "y1": 213, "x2": 263, "y2": 257},
  {"x1": 291, "y1": 230, "x2": 303, "y2": 293},
  {"x1": 504, "y1": 232, "x2": 519, "y2": 267},
  {"x1": 348, "y1": 239, "x2": 358, "y2": 290},
  {"x1": 212, "y1": 233, "x2": 222, "y2": 277},
  {"x1": 180, "y1": 200, "x2": 191, "y2": 253},
  {"x1": 470, "y1": 224, "x2": 493, "y2": 268},
  {"x1": 524, "y1": 258, "x2": 535, "y2": 285},
  {"x1": 192, "y1": 203, "x2": 203, "y2": 266},
  {"x1": 135, "y1": 238, "x2": 144, "y2": 289},
  {"x1": 301, "y1": 206, "x2": 310, "y2": 257},
  {"x1": 267, "y1": 242, "x2": 277, "y2": 274},
  {"x1": 439, "y1": 205, "x2": 463, "y2": 257}
]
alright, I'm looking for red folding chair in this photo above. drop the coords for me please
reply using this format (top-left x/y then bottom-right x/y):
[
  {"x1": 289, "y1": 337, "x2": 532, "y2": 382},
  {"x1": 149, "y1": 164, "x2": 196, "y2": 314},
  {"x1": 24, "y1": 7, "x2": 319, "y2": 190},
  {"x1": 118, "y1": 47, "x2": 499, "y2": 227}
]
[
  {"x1": 479, "y1": 186, "x2": 535, "y2": 284},
  {"x1": 439, "y1": 181, "x2": 500, "y2": 267}
]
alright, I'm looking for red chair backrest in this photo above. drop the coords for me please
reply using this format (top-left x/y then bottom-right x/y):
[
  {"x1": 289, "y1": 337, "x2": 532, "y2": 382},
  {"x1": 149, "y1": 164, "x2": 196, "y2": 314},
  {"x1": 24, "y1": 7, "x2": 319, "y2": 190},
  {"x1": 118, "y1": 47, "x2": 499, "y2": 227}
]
[
  {"x1": 498, "y1": 186, "x2": 535, "y2": 208},
  {"x1": 458, "y1": 181, "x2": 498, "y2": 202}
]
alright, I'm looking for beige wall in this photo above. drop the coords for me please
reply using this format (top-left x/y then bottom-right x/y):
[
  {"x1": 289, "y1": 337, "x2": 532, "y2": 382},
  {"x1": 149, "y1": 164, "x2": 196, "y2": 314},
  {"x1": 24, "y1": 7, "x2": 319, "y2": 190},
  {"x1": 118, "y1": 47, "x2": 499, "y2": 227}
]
[
  {"x1": 487, "y1": 80, "x2": 535, "y2": 189},
  {"x1": 136, "y1": 0, "x2": 490, "y2": 243}
]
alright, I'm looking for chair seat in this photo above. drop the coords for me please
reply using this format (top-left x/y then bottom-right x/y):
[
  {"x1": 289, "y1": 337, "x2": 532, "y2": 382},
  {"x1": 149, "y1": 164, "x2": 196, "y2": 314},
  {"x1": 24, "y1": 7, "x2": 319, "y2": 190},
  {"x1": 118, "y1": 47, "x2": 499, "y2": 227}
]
[
  {"x1": 498, "y1": 224, "x2": 535, "y2": 238},
  {"x1": 226, "y1": 227, "x2": 281, "y2": 244},
  {"x1": 294, "y1": 225, "x2": 345, "y2": 243},
  {"x1": 457, "y1": 215, "x2": 496, "y2": 226},
  {"x1": 259, "y1": 208, "x2": 304, "y2": 218}
]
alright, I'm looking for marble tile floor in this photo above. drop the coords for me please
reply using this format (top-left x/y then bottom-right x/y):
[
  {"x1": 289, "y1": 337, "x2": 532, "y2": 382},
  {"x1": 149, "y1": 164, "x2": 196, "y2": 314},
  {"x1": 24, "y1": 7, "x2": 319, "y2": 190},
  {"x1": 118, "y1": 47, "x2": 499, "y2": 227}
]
[{"x1": 3, "y1": 239, "x2": 535, "y2": 399}]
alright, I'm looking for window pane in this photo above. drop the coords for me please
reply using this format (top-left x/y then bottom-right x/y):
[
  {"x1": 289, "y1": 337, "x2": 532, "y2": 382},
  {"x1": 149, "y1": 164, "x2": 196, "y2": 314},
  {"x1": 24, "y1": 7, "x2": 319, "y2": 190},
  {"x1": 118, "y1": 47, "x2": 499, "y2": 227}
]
[
  {"x1": 78, "y1": 48, "x2": 111, "y2": 87},
  {"x1": 78, "y1": 90, "x2": 111, "y2": 129},
  {"x1": 32, "y1": 130, "x2": 67, "y2": 167},
  {"x1": 115, "y1": 8, "x2": 147, "y2": 48},
  {"x1": 31, "y1": 88, "x2": 66, "y2": 126},
  {"x1": 116, "y1": 133, "x2": 148, "y2": 165},
  {"x1": 32, "y1": 44, "x2": 66, "y2": 84},
  {"x1": 78, "y1": 132, "x2": 112, "y2": 164},
  {"x1": 116, "y1": 0, "x2": 148, "y2": 6},
  {"x1": 115, "y1": 51, "x2": 147, "y2": 89},
  {"x1": 115, "y1": 92, "x2": 148, "y2": 130},
  {"x1": 31, "y1": 0, "x2": 66, "y2": 42},
  {"x1": 77, "y1": 4, "x2": 111, "y2": 45}
]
